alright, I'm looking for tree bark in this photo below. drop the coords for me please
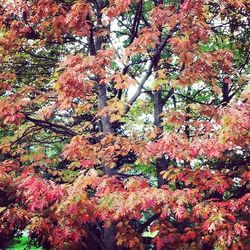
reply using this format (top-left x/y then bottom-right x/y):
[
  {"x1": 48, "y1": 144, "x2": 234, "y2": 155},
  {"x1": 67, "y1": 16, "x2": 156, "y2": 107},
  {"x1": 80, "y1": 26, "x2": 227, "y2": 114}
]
[
  {"x1": 97, "y1": 77, "x2": 117, "y2": 250},
  {"x1": 86, "y1": 1, "x2": 116, "y2": 248},
  {"x1": 153, "y1": 91, "x2": 168, "y2": 187},
  {"x1": 97, "y1": 75, "x2": 117, "y2": 249}
]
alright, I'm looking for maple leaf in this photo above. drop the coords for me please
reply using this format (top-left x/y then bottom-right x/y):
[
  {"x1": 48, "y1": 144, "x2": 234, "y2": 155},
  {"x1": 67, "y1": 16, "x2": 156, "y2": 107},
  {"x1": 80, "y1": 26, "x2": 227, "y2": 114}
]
[{"x1": 182, "y1": 230, "x2": 197, "y2": 242}]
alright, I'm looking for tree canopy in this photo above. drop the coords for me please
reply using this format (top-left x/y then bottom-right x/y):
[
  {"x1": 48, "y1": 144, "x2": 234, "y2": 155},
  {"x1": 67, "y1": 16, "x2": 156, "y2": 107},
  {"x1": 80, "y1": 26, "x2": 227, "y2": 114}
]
[{"x1": 0, "y1": 0, "x2": 249, "y2": 249}]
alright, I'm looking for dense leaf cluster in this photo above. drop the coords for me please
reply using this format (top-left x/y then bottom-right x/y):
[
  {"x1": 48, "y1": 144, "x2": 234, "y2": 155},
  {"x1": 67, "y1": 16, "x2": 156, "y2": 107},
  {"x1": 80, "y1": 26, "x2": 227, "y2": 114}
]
[{"x1": 0, "y1": 0, "x2": 249, "y2": 249}]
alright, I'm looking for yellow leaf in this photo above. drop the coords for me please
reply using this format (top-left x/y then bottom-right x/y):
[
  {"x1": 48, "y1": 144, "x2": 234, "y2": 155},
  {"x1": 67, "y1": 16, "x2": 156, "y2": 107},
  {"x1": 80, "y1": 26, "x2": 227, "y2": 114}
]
[{"x1": 120, "y1": 165, "x2": 132, "y2": 172}]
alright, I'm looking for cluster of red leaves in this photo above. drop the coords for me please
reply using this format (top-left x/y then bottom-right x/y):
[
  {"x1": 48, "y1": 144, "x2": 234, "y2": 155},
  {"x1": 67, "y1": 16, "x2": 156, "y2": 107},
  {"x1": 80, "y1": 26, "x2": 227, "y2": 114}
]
[
  {"x1": 66, "y1": 2, "x2": 91, "y2": 36},
  {"x1": 0, "y1": 0, "x2": 93, "y2": 52},
  {"x1": 0, "y1": 0, "x2": 249, "y2": 249},
  {"x1": 106, "y1": 0, "x2": 132, "y2": 18},
  {"x1": 17, "y1": 175, "x2": 65, "y2": 212},
  {"x1": 163, "y1": 167, "x2": 233, "y2": 195},
  {"x1": 0, "y1": 153, "x2": 249, "y2": 249},
  {"x1": 63, "y1": 134, "x2": 139, "y2": 168},
  {"x1": 56, "y1": 49, "x2": 115, "y2": 103},
  {"x1": 146, "y1": 103, "x2": 250, "y2": 161},
  {"x1": 23, "y1": 171, "x2": 246, "y2": 249},
  {"x1": 0, "y1": 99, "x2": 24, "y2": 125},
  {"x1": 0, "y1": 207, "x2": 30, "y2": 237},
  {"x1": 0, "y1": 162, "x2": 67, "y2": 248}
]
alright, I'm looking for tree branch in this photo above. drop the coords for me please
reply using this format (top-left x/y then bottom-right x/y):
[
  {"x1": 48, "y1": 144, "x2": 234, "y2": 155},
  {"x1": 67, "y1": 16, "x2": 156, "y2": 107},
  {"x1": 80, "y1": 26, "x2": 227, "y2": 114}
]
[
  {"x1": 83, "y1": 225, "x2": 108, "y2": 250},
  {"x1": 162, "y1": 87, "x2": 174, "y2": 104},
  {"x1": 139, "y1": 213, "x2": 160, "y2": 234},
  {"x1": 124, "y1": 24, "x2": 179, "y2": 113},
  {"x1": 24, "y1": 115, "x2": 77, "y2": 137}
]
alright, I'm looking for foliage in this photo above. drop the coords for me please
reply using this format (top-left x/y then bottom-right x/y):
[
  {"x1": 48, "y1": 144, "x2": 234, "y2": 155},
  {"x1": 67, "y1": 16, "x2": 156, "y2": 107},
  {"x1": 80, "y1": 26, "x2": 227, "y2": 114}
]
[
  {"x1": 8, "y1": 233, "x2": 42, "y2": 250},
  {"x1": 0, "y1": 0, "x2": 249, "y2": 249}
]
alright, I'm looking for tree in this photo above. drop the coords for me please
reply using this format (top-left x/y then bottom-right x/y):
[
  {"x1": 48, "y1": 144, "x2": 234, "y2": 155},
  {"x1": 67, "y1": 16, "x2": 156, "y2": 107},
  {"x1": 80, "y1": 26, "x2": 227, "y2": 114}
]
[{"x1": 0, "y1": 0, "x2": 249, "y2": 249}]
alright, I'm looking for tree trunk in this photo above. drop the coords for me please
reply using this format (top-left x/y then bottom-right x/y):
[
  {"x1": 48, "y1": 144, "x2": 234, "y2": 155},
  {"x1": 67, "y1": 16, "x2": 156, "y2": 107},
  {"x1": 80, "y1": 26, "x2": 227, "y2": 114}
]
[
  {"x1": 98, "y1": 84, "x2": 117, "y2": 250},
  {"x1": 153, "y1": 90, "x2": 169, "y2": 187},
  {"x1": 87, "y1": 1, "x2": 116, "y2": 247},
  {"x1": 153, "y1": 91, "x2": 163, "y2": 128}
]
